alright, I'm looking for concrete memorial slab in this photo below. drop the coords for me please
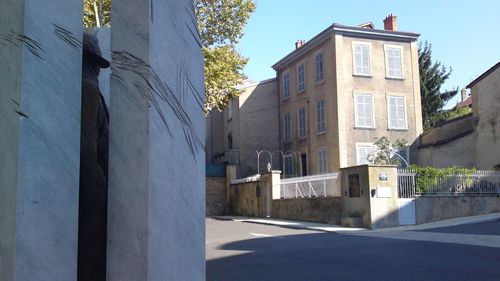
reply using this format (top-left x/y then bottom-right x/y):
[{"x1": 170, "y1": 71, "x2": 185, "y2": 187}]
[{"x1": 1, "y1": 0, "x2": 205, "y2": 280}]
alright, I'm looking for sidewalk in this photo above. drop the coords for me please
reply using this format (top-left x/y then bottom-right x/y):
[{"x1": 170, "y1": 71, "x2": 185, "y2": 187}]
[{"x1": 213, "y1": 212, "x2": 500, "y2": 233}]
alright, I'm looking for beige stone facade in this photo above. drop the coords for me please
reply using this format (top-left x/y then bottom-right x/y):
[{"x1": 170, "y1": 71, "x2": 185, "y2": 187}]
[
  {"x1": 470, "y1": 62, "x2": 500, "y2": 169},
  {"x1": 206, "y1": 79, "x2": 280, "y2": 177},
  {"x1": 272, "y1": 18, "x2": 422, "y2": 176}
]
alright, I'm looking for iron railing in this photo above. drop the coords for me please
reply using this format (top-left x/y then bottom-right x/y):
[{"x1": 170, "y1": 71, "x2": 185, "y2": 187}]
[
  {"x1": 279, "y1": 172, "x2": 340, "y2": 199},
  {"x1": 397, "y1": 168, "x2": 500, "y2": 196}
]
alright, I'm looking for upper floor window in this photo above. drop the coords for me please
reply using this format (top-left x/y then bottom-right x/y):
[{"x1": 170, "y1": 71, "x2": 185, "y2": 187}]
[
  {"x1": 354, "y1": 93, "x2": 374, "y2": 128},
  {"x1": 352, "y1": 42, "x2": 371, "y2": 76},
  {"x1": 356, "y1": 143, "x2": 377, "y2": 165},
  {"x1": 298, "y1": 107, "x2": 307, "y2": 138},
  {"x1": 283, "y1": 72, "x2": 290, "y2": 99},
  {"x1": 316, "y1": 100, "x2": 326, "y2": 133},
  {"x1": 284, "y1": 112, "x2": 291, "y2": 143},
  {"x1": 297, "y1": 63, "x2": 305, "y2": 92},
  {"x1": 385, "y1": 45, "x2": 403, "y2": 78},
  {"x1": 318, "y1": 148, "x2": 327, "y2": 174},
  {"x1": 315, "y1": 53, "x2": 324, "y2": 82},
  {"x1": 388, "y1": 95, "x2": 407, "y2": 129}
]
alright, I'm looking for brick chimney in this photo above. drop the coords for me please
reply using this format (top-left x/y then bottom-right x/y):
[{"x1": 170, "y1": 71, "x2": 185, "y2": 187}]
[
  {"x1": 461, "y1": 88, "x2": 469, "y2": 102},
  {"x1": 295, "y1": 40, "x2": 305, "y2": 49},
  {"x1": 383, "y1": 14, "x2": 397, "y2": 31}
]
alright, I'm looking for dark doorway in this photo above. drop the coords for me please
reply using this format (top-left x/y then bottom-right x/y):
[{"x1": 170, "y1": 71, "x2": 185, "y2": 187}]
[{"x1": 301, "y1": 154, "x2": 307, "y2": 176}]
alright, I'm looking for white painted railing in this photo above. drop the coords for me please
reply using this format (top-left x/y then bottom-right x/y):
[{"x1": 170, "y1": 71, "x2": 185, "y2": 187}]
[
  {"x1": 397, "y1": 168, "x2": 416, "y2": 198},
  {"x1": 397, "y1": 168, "x2": 500, "y2": 196},
  {"x1": 279, "y1": 173, "x2": 340, "y2": 199}
]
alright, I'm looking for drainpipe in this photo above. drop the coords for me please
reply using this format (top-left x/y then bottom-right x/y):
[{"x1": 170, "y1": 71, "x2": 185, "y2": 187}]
[{"x1": 307, "y1": 98, "x2": 311, "y2": 176}]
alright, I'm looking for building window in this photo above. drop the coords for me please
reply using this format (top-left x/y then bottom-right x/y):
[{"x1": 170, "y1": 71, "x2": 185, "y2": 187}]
[
  {"x1": 385, "y1": 45, "x2": 403, "y2": 78},
  {"x1": 318, "y1": 148, "x2": 327, "y2": 174},
  {"x1": 388, "y1": 95, "x2": 407, "y2": 129},
  {"x1": 284, "y1": 112, "x2": 291, "y2": 143},
  {"x1": 298, "y1": 107, "x2": 307, "y2": 138},
  {"x1": 227, "y1": 99, "x2": 233, "y2": 120},
  {"x1": 297, "y1": 63, "x2": 305, "y2": 92},
  {"x1": 316, "y1": 100, "x2": 326, "y2": 133},
  {"x1": 284, "y1": 156, "x2": 294, "y2": 178},
  {"x1": 227, "y1": 133, "x2": 233, "y2": 150},
  {"x1": 354, "y1": 93, "x2": 374, "y2": 128},
  {"x1": 315, "y1": 53, "x2": 324, "y2": 82},
  {"x1": 283, "y1": 72, "x2": 290, "y2": 99},
  {"x1": 356, "y1": 144, "x2": 377, "y2": 165},
  {"x1": 353, "y1": 43, "x2": 371, "y2": 76}
]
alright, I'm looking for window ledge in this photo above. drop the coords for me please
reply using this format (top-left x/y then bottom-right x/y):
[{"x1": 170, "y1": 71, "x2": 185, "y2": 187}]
[
  {"x1": 297, "y1": 89, "x2": 306, "y2": 95},
  {"x1": 353, "y1": 74, "x2": 372, "y2": 78},
  {"x1": 227, "y1": 118, "x2": 232, "y2": 123},
  {"x1": 385, "y1": 77, "x2": 404, "y2": 81},
  {"x1": 298, "y1": 136, "x2": 308, "y2": 141},
  {"x1": 316, "y1": 130, "x2": 327, "y2": 136},
  {"x1": 315, "y1": 79, "x2": 325, "y2": 86},
  {"x1": 354, "y1": 126, "x2": 376, "y2": 130},
  {"x1": 284, "y1": 140, "x2": 292, "y2": 145},
  {"x1": 387, "y1": 128, "x2": 408, "y2": 132},
  {"x1": 283, "y1": 97, "x2": 290, "y2": 102}
]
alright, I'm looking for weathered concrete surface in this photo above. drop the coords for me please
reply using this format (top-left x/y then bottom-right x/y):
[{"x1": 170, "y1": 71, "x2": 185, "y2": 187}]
[
  {"x1": 416, "y1": 195, "x2": 500, "y2": 224},
  {"x1": 417, "y1": 115, "x2": 475, "y2": 168},
  {"x1": 229, "y1": 181, "x2": 264, "y2": 217},
  {"x1": 272, "y1": 197, "x2": 341, "y2": 224},
  {"x1": 0, "y1": 0, "x2": 82, "y2": 280},
  {"x1": 108, "y1": 0, "x2": 205, "y2": 280},
  {"x1": 206, "y1": 177, "x2": 227, "y2": 216},
  {"x1": 471, "y1": 63, "x2": 500, "y2": 170}
]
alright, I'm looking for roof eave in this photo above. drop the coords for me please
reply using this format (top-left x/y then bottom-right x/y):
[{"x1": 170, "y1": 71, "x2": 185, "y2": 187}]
[{"x1": 272, "y1": 24, "x2": 420, "y2": 71}]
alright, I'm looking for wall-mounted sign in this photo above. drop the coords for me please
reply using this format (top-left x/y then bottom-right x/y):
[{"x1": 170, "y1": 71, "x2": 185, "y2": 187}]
[
  {"x1": 348, "y1": 174, "x2": 360, "y2": 197},
  {"x1": 377, "y1": 187, "x2": 392, "y2": 198},
  {"x1": 379, "y1": 174, "x2": 388, "y2": 181}
]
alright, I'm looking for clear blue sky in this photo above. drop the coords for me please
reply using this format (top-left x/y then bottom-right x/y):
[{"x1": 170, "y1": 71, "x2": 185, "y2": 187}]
[{"x1": 237, "y1": 0, "x2": 500, "y2": 108}]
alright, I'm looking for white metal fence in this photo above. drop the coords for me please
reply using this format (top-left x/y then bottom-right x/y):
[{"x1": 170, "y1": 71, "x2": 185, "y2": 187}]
[
  {"x1": 279, "y1": 172, "x2": 340, "y2": 199},
  {"x1": 397, "y1": 169, "x2": 416, "y2": 198},
  {"x1": 397, "y1": 169, "x2": 500, "y2": 196}
]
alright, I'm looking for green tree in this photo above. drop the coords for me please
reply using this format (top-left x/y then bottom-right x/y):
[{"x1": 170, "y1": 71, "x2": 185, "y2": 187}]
[
  {"x1": 373, "y1": 137, "x2": 407, "y2": 166},
  {"x1": 83, "y1": 0, "x2": 256, "y2": 114},
  {"x1": 83, "y1": 0, "x2": 111, "y2": 28},
  {"x1": 419, "y1": 41, "x2": 458, "y2": 130},
  {"x1": 195, "y1": 0, "x2": 256, "y2": 113}
]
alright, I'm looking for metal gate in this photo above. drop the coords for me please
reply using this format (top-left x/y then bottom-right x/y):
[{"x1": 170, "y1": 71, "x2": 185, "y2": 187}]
[{"x1": 397, "y1": 169, "x2": 416, "y2": 225}]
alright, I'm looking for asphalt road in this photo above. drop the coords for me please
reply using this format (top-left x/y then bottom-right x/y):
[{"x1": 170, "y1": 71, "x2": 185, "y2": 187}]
[{"x1": 206, "y1": 218, "x2": 500, "y2": 281}]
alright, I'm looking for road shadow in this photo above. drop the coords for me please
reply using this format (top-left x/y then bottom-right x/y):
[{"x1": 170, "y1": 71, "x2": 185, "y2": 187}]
[{"x1": 207, "y1": 231, "x2": 500, "y2": 281}]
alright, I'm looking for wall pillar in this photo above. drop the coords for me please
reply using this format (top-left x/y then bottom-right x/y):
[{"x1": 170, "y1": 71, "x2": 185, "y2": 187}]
[
  {"x1": 340, "y1": 165, "x2": 398, "y2": 229},
  {"x1": 0, "y1": 0, "x2": 83, "y2": 280}
]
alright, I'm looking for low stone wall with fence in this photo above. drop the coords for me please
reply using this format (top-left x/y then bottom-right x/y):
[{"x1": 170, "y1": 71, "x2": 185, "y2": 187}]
[
  {"x1": 416, "y1": 195, "x2": 500, "y2": 224},
  {"x1": 398, "y1": 167, "x2": 500, "y2": 224},
  {"x1": 227, "y1": 171, "x2": 342, "y2": 223}
]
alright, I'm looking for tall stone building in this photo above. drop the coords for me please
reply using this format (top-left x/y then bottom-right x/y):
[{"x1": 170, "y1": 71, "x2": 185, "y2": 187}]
[
  {"x1": 273, "y1": 15, "x2": 422, "y2": 176},
  {"x1": 206, "y1": 15, "x2": 423, "y2": 178}
]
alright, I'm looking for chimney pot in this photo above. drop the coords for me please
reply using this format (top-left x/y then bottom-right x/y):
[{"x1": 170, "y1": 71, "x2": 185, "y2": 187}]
[
  {"x1": 295, "y1": 40, "x2": 305, "y2": 49},
  {"x1": 383, "y1": 14, "x2": 397, "y2": 31}
]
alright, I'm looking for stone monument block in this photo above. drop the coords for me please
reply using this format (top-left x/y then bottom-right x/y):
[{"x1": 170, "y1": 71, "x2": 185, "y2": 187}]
[{"x1": 0, "y1": 0, "x2": 83, "y2": 280}]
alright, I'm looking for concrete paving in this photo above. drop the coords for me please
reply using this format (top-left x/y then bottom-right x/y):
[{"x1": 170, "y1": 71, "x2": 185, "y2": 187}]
[{"x1": 207, "y1": 216, "x2": 500, "y2": 281}]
